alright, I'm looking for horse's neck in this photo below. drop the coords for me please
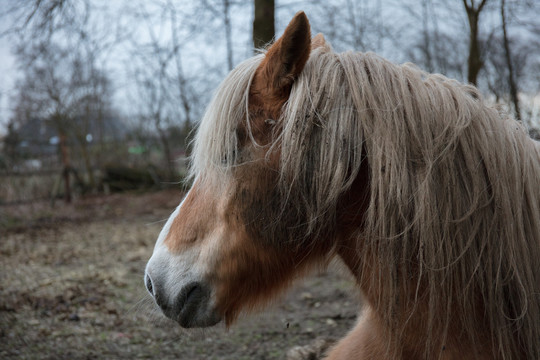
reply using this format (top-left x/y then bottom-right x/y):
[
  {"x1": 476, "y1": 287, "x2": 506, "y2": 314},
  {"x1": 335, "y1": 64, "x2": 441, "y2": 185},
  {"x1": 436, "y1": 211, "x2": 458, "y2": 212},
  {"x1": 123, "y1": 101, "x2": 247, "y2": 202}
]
[
  {"x1": 336, "y1": 243, "x2": 497, "y2": 359},
  {"x1": 333, "y1": 163, "x2": 493, "y2": 357}
]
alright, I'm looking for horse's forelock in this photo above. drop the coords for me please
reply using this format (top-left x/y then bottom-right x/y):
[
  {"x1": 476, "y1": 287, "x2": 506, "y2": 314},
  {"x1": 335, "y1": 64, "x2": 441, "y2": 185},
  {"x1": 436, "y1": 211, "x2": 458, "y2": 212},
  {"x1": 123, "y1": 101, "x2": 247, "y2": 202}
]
[{"x1": 189, "y1": 55, "x2": 264, "y2": 184}]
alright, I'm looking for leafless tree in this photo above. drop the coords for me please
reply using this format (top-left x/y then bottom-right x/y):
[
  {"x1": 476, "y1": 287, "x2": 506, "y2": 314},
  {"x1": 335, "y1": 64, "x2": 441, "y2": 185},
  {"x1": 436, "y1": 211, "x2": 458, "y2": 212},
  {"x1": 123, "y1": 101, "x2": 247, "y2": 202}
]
[
  {"x1": 1, "y1": 0, "x2": 129, "y2": 197},
  {"x1": 474, "y1": 0, "x2": 540, "y2": 131},
  {"x1": 0, "y1": 0, "x2": 88, "y2": 42},
  {"x1": 402, "y1": 0, "x2": 467, "y2": 80},
  {"x1": 462, "y1": 0, "x2": 489, "y2": 85},
  {"x1": 11, "y1": 40, "x2": 116, "y2": 193},
  {"x1": 500, "y1": 0, "x2": 519, "y2": 119},
  {"x1": 199, "y1": 0, "x2": 237, "y2": 70},
  {"x1": 286, "y1": 0, "x2": 388, "y2": 53},
  {"x1": 253, "y1": 0, "x2": 275, "y2": 49},
  {"x1": 167, "y1": 2, "x2": 195, "y2": 136},
  {"x1": 125, "y1": 0, "x2": 215, "y2": 179},
  {"x1": 3, "y1": 0, "x2": 538, "y2": 175}
]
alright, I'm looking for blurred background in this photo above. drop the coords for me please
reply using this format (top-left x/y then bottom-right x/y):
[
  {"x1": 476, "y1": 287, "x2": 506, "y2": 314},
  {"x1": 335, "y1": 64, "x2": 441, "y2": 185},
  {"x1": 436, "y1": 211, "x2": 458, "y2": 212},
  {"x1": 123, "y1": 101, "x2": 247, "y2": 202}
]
[{"x1": 0, "y1": 0, "x2": 538, "y2": 204}]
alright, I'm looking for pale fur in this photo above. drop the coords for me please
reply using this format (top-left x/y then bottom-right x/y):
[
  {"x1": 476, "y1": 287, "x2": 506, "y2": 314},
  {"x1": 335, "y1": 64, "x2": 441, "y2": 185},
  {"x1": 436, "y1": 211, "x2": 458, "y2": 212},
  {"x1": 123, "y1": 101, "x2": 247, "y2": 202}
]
[{"x1": 190, "y1": 45, "x2": 540, "y2": 359}]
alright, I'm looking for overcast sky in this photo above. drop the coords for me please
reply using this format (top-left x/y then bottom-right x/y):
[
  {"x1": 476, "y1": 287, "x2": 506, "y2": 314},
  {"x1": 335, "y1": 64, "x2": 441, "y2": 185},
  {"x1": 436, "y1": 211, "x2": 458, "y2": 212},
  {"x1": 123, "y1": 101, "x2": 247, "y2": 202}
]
[
  {"x1": 0, "y1": 0, "x2": 538, "y2": 135},
  {"x1": 0, "y1": 0, "x2": 426, "y2": 130}
]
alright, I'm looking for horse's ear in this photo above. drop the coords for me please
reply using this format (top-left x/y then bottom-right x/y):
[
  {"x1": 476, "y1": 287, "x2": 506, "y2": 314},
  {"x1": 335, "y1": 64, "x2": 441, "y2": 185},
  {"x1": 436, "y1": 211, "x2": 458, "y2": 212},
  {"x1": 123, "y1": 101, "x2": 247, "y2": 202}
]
[
  {"x1": 312, "y1": 33, "x2": 332, "y2": 52},
  {"x1": 312, "y1": 33, "x2": 326, "y2": 49},
  {"x1": 257, "y1": 11, "x2": 311, "y2": 100}
]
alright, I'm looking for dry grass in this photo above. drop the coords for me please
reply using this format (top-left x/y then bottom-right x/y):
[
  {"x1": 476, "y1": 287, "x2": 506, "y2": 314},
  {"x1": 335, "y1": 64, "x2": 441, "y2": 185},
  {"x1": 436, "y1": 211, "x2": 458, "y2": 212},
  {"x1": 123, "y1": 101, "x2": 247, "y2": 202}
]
[{"x1": 1, "y1": 190, "x2": 358, "y2": 359}]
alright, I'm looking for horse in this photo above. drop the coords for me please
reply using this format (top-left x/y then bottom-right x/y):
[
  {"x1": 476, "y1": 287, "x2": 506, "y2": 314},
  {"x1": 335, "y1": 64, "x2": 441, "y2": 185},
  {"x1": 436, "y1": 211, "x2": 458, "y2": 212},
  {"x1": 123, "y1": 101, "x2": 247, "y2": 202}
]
[{"x1": 144, "y1": 11, "x2": 540, "y2": 359}]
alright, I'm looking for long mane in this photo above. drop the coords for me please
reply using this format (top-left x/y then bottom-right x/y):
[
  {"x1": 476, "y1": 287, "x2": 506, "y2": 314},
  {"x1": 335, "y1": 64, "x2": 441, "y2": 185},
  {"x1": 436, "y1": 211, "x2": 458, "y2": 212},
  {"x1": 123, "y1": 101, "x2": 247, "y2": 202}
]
[{"x1": 191, "y1": 46, "x2": 540, "y2": 359}]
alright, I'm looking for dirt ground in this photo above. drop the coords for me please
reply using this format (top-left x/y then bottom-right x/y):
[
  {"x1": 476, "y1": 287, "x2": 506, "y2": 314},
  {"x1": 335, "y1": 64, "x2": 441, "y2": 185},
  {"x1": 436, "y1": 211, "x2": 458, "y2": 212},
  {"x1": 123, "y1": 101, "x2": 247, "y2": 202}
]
[{"x1": 0, "y1": 189, "x2": 361, "y2": 359}]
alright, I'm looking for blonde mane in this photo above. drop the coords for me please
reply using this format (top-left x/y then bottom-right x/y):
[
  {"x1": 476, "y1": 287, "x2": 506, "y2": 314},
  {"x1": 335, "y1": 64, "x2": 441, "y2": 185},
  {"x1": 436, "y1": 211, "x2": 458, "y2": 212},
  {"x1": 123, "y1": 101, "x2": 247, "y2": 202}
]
[{"x1": 191, "y1": 47, "x2": 540, "y2": 359}]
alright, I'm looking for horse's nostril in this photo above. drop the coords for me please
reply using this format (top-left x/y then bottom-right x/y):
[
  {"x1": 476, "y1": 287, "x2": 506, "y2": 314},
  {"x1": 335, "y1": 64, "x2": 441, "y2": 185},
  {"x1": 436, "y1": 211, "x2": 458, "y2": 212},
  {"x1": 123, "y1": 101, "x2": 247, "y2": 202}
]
[
  {"x1": 144, "y1": 273, "x2": 169, "y2": 310},
  {"x1": 144, "y1": 273, "x2": 154, "y2": 296}
]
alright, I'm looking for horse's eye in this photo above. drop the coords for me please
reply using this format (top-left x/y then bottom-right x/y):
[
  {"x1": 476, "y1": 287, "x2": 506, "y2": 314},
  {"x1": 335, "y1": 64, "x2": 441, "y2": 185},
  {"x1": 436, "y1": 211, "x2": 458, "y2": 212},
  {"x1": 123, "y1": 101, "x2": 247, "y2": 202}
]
[{"x1": 222, "y1": 149, "x2": 237, "y2": 165}]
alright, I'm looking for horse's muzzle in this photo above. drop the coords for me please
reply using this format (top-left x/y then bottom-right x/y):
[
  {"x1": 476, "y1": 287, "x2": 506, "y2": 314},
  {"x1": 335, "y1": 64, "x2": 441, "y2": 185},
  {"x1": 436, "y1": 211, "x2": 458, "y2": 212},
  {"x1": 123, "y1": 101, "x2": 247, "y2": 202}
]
[{"x1": 144, "y1": 271, "x2": 221, "y2": 328}]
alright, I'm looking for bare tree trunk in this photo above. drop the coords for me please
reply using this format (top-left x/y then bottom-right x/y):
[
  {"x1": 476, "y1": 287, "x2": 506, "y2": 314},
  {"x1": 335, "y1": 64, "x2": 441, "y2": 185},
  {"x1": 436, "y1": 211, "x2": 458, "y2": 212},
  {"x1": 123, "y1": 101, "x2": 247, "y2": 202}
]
[
  {"x1": 223, "y1": 0, "x2": 233, "y2": 70},
  {"x1": 59, "y1": 132, "x2": 72, "y2": 203},
  {"x1": 462, "y1": 0, "x2": 488, "y2": 85},
  {"x1": 253, "y1": 0, "x2": 275, "y2": 50},
  {"x1": 169, "y1": 5, "x2": 193, "y2": 140},
  {"x1": 154, "y1": 112, "x2": 175, "y2": 181},
  {"x1": 421, "y1": 0, "x2": 433, "y2": 72},
  {"x1": 345, "y1": 0, "x2": 369, "y2": 50},
  {"x1": 500, "y1": 0, "x2": 521, "y2": 120},
  {"x1": 79, "y1": 104, "x2": 96, "y2": 191},
  {"x1": 157, "y1": 126, "x2": 175, "y2": 181},
  {"x1": 79, "y1": 136, "x2": 95, "y2": 191}
]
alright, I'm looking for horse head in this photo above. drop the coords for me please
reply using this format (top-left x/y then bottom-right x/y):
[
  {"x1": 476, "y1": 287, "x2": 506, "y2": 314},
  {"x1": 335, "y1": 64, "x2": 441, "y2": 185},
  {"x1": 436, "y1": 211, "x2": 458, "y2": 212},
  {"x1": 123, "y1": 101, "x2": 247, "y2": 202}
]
[{"x1": 144, "y1": 12, "x2": 365, "y2": 328}]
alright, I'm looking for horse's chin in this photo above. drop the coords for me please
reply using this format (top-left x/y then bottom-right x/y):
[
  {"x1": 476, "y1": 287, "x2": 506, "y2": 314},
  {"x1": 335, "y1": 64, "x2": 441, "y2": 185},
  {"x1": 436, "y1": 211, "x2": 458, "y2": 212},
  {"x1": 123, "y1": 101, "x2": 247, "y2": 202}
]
[
  {"x1": 176, "y1": 309, "x2": 222, "y2": 328},
  {"x1": 168, "y1": 282, "x2": 222, "y2": 328},
  {"x1": 175, "y1": 305, "x2": 222, "y2": 328}
]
